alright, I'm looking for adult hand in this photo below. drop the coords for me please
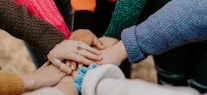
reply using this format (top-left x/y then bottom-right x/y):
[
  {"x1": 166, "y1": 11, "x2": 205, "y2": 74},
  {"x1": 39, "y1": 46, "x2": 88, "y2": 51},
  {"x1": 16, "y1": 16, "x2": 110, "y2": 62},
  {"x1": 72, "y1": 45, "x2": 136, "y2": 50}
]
[
  {"x1": 47, "y1": 40, "x2": 102, "y2": 74},
  {"x1": 99, "y1": 36, "x2": 119, "y2": 48},
  {"x1": 96, "y1": 41, "x2": 127, "y2": 66},
  {"x1": 70, "y1": 29, "x2": 104, "y2": 50},
  {"x1": 21, "y1": 62, "x2": 66, "y2": 91}
]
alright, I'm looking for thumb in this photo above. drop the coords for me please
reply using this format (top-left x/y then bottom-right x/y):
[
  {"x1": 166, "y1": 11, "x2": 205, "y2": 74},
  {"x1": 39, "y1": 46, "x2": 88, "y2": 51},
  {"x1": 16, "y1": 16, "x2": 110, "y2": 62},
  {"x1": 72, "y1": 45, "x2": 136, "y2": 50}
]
[{"x1": 92, "y1": 37, "x2": 105, "y2": 50}]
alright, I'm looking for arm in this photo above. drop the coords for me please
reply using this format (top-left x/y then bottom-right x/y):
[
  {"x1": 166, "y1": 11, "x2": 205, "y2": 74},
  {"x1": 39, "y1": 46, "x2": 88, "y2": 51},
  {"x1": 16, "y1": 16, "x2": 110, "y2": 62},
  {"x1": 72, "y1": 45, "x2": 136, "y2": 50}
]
[
  {"x1": 14, "y1": 0, "x2": 71, "y2": 39},
  {"x1": 0, "y1": 62, "x2": 66, "y2": 94},
  {"x1": 96, "y1": 41, "x2": 127, "y2": 66},
  {"x1": 0, "y1": 0, "x2": 65, "y2": 56},
  {"x1": 99, "y1": 0, "x2": 147, "y2": 48},
  {"x1": 82, "y1": 64, "x2": 199, "y2": 95},
  {"x1": 121, "y1": 0, "x2": 207, "y2": 63},
  {"x1": 0, "y1": 71, "x2": 24, "y2": 95},
  {"x1": 70, "y1": 0, "x2": 104, "y2": 49},
  {"x1": 103, "y1": 0, "x2": 147, "y2": 39}
]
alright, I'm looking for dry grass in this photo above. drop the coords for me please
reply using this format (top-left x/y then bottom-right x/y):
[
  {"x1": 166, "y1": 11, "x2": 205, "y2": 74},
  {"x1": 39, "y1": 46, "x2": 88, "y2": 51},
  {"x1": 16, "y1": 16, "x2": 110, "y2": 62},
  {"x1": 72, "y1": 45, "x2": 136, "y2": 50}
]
[{"x1": 0, "y1": 29, "x2": 157, "y2": 82}]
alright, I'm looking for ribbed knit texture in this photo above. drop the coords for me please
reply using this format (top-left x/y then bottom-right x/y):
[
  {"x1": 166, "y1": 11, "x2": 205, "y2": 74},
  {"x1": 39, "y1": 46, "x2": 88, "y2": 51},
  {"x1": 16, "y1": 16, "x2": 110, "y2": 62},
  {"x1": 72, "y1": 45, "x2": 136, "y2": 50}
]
[
  {"x1": 121, "y1": 0, "x2": 207, "y2": 63},
  {"x1": 14, "y1": 0, "x2": 71, "y2": 39},
  {"x1": 0, "y1": 0, "x2": 65, "y2": 57},
  {"x1": 0, "y1": 71, "x2": 24, "y2": 95},
  {"x1": 74, "y1": 64, "x2": 98, "y2": 94},
  {"x1": 103, "y1": 0, "x2": 147, "y2": 39}
]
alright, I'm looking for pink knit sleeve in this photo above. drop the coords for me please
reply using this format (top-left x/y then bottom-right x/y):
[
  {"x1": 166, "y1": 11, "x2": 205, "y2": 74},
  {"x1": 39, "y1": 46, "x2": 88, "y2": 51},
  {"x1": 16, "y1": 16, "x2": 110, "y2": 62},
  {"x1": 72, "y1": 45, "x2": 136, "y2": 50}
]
[{"x1": 14, "y1": 0, "x2": 71, "y2": 39}]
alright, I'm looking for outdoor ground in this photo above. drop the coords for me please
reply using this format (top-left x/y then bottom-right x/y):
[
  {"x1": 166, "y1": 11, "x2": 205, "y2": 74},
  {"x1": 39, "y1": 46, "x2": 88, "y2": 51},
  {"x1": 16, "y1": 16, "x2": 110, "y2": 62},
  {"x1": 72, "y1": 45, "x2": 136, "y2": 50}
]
[{"x1": 0, "y1": 29, "x2": 157, "y2": 83}]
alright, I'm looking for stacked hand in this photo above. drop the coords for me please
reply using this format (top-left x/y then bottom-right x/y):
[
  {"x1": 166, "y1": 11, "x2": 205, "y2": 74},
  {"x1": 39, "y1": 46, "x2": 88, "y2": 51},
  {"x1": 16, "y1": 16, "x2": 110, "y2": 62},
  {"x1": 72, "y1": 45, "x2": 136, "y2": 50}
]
[
  {"x1": 47, "y1": 40, "x2": 102, "y2": 74},
  {"x1": 47, "y1": 29, "x2": 127, "y2": 74}
]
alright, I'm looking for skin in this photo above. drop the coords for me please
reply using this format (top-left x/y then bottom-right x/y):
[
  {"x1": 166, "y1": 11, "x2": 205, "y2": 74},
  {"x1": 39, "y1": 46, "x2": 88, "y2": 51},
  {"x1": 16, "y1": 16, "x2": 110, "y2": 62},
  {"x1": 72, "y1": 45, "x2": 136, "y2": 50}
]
[
  {"x1": 99, "y1": 36, "x2": 119, "y2": 48},
  {"x1": 47, "y1": 40, "x2": 102, "y2": 74},
  {"x1": 47, "y1": 29, "x2": 121, "y2": 71},
  {"x1": 22, "y1": 63, "x2": 79, "y2": 95},
  {"x1": 54, "y1": 76, "x2": 78, "y2": 95},
  {"x1": 96, "y1": 41, "x2": 127, "y2": 66},
  {"x1": 20, "y1": 62, "x2": 66, "y2": 91},
  {"x1": 70, "y1": 29, "x2": 105, "y2": 50}
]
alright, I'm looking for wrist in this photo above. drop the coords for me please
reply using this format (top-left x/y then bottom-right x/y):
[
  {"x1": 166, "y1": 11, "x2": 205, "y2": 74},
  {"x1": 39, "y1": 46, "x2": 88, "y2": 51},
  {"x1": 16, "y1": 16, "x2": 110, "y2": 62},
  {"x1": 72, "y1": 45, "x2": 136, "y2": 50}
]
[
  {"x1": 20, "y1": 75, "x2": 37, "y2": 91},
  {"x1": 114, "y1": 41, "x2": 128, "y2": 65},
  {"x1": 100, "y1": 36, "x2": 119, "y2": 48}
]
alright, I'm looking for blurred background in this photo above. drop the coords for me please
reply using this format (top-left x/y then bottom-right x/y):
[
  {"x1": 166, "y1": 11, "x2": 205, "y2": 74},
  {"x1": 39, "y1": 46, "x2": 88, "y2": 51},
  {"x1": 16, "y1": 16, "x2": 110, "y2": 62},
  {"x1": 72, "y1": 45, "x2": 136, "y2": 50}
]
[{"x1": 0, "y1": 29, "x2": 157, "y2": 83}]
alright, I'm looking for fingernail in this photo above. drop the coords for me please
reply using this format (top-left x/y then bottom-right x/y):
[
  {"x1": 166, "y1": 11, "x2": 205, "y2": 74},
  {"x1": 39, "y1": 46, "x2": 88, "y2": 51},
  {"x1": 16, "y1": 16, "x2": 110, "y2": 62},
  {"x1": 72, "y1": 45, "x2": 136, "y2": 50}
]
[
  {"x1": 98, "y1": 56, "x2": 102, "y2": 60},
  {"x1": 67, "y1": 69, "x2": 72, "y2": 74},
  {"x1": 71, "y1": 65, "x2": 75, "y2": 70},
  {"x1": 78, "y1": 64, "x2": 83, "y2": 68}
]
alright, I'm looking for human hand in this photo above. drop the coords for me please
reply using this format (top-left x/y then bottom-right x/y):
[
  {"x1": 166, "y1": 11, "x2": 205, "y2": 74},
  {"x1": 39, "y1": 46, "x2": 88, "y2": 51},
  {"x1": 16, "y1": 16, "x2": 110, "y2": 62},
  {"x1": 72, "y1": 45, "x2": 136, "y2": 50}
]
[
  {"x1": 47, "y1": 40, "x2": 102, "y2": 74},
  {"x1": 22, "y1": 62, "x2": 66, "y2": 91},
  {"x1": 96, "y1": 41, "x2": 127, "y2": 66},
  {"x1": 99, "y1": 36, "x2": 119, "y2": 48},
  {"x1": 70, "y1": 29, "x2": 104, "y2": 50}
]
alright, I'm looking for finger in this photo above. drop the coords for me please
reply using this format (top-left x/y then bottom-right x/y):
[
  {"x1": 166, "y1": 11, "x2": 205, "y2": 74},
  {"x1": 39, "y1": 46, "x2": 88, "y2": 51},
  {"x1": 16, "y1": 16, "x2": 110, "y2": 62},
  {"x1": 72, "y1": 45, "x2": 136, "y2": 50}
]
[
  {"x1": 72, "y1": 71, "x2": 78, "y2": 79},
  {"x1": 38, "y1": 61, "x2": 50, "y2": 70},
  {"x1": 65, "y1": 60, "x2": 71, "y2": 67},
  {"x1": 78, "y1": 63, "x2": 84, "y2": 69},
  {"x1": 78, "y1": 42, "x2": 101, "y2": 55},
  {"x1": 47, "y1": 55, "x2": 63, "y2": 68},
  {"x1": 92, "y1": 37, "x2": 105, "y2": 50},
  {"x1": 59, "y1": 63, "x2": 73, "y2": 74},
  {"x1": 48, "y1": 55, "x2": 72, "y2": 74},
  {"x1": 70, "y1": 61, "x2": 77, "y2": 70},
  {"x1": 77, "y1": 49, "x2": 102, "y2": 61},
  {"x1": 65, "y1": 53, "x2": 94, "y2": 66}
]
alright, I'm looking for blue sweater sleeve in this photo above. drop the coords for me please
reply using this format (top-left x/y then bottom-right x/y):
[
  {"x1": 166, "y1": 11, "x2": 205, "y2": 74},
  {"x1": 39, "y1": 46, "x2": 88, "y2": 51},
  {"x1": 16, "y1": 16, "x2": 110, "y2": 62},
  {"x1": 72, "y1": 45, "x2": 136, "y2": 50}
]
[{"x1": 121, "y1": 0, "x2": 207, "y2": 63}]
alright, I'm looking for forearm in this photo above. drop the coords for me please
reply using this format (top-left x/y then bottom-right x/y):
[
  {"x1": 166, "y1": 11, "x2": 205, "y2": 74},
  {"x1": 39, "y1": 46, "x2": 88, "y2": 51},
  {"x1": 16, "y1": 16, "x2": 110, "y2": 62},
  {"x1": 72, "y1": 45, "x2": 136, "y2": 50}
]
[
  {"x1": 20, "y1": 75, "x2": 36, "y2": 91},
  {"x1": 0, "y1": 0, "x2": 65, "y2": 56},
  {"x1": 122, "y1": 0, "x2": 207, "y2": 63},
  {"x1": 104, "y1": 0, "x2": 147, "y2": 39},
  {"x1": 113, "y1": 41, "x2": 128, "y2": 64}
]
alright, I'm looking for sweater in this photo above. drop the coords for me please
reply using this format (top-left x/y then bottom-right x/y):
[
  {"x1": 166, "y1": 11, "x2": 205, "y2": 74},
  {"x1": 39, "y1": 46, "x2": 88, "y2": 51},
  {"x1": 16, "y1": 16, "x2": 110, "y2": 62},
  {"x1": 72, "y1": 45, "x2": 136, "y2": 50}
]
[
  {"x1": 14, "y1": 0, "x2": 71, "y2": 39},
  {"x1": 0, "y1": 0, "x2": 65, "y2": 57},
  {"x1": 0, "y1": 71, "x2": 24, "y2": 95},
  {"x1": 82, "y1": 64, "x2": 200, "y2": 95},
  {"x1": 103, "y1": 0, "x2": 147, "y2": 39},
  {"x1": 121, "y1": 0, "x2": 207, "y2": 63}
]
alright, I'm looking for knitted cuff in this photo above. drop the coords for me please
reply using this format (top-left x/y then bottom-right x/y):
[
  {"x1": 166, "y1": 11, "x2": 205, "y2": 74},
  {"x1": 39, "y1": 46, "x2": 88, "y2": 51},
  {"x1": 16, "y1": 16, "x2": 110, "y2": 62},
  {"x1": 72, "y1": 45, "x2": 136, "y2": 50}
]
[
  {"x1": 0, "y1": 71, "x2": 24, "y2": 94},
  {"x1": 104, "y1": 21, "x2": 125, "y2": 40},
  {"x1": 73, "y1": 64, "x2": 98, "y2": 94},
  {"x1": 73, "y1": 11, "x2": 94, "y2": 31}
]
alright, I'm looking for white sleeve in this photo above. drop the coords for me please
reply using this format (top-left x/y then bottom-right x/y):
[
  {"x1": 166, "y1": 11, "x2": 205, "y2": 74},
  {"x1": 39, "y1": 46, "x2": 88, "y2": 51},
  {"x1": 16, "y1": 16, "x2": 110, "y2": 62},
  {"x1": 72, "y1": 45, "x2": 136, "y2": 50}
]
[{"x1": 82, "y1": 64, "x2": 199, "y2": 95}]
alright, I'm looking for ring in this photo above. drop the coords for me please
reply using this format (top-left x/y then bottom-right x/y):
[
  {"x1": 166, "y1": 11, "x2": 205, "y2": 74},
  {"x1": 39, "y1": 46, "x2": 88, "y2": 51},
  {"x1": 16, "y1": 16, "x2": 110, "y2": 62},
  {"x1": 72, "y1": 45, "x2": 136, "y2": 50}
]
[{"x1": 76, "y1": 43, "x2": 81, "y2": 50}]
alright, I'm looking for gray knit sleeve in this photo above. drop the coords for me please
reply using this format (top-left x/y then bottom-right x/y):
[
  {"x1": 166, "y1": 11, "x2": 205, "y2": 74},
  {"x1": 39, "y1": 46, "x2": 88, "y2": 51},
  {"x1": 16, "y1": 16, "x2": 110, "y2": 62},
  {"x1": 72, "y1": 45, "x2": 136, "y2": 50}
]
[{"x1": 121, "y1": 0, "x2": 207, "y2": 63}]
